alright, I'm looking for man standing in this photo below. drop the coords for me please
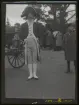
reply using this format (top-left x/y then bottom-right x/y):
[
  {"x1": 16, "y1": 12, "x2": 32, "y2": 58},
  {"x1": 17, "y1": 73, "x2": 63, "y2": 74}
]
[
  {"x1": 56, "y1": 31, "x2": 63, "y2": 51},
  {"x1": 19, "y1": 6, "x2": 45, "y2": 80},
  {"x1": 63, "y1": 24, "x2": 76, "y2": 73}
]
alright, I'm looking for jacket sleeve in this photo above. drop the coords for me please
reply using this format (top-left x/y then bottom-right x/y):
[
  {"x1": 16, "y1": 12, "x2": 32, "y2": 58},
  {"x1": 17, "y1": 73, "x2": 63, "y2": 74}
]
[
  {"x1": 19, "y1": 24, "x2": 24, "y2": 41},
  {"x1": 19, "y1": 23, "x2": 28, "y2": 41},
  {"x1": 62, "y1": 34, "x2": 66, "y2": 49},
  {"x1": 39, "y1": 23, "x2": 47, "y2": 36},
  {"x1": 37, "y1": 23, "x2": 47, "y2": 43}
]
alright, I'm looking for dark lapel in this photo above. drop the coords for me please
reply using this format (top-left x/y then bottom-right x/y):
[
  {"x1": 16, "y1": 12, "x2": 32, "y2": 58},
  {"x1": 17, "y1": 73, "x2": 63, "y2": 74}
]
[
  {"x1": 25, "y1": 22, "x2": 28, "y2": 34},
  {"x1": 25, "y1": 21, "x2": 38, "y2": 37},
  {"x1": 33, "y1": 22, "x2": 38, "y2": 36}
]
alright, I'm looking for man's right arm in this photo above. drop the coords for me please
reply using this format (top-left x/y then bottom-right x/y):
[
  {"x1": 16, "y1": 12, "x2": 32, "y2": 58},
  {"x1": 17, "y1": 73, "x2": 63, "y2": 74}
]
[
  {"x1": 62, "y1": 33, "x2": 67, "y2": 50},
  {"x1": 19, "y1": 24, "x2": 24, "y2": 41}
]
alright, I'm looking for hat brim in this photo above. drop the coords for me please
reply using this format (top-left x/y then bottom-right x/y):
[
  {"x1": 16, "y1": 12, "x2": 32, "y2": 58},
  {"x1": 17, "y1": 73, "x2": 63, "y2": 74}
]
[{"x1": 21, "y1": 6, "x2": 37, "y2": 18}]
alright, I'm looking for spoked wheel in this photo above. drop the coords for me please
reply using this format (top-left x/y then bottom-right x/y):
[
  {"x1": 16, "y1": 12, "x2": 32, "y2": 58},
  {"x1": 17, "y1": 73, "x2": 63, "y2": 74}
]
[{"x1": 7, "y1": 48, "x2": 25, "y2": 68}]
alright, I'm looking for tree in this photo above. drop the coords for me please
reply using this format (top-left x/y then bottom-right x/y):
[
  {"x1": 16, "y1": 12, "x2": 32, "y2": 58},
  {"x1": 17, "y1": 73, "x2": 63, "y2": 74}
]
[
  {"x1": 23, "y1": 4, "x2": 76, "y2": 33},
  {"x1": 5, "y1": 18, "x2": 15, "y2": 45},
  {"x1": 47, "y1": 4, "x2": 70, "y2": 33},
  {"x1": 6, "y1": 18, "x2": 15, "y2": 33},
  {"x1": 6, "y1": 18, "x2": 11, "y2": 27}
]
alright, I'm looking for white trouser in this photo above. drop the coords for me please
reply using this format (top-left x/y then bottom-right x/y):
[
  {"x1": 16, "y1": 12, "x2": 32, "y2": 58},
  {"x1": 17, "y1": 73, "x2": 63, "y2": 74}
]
[
  {"x1": 28, "y1": 63, "x2": 37, "y2": 78},
  {"x1": 24, "y1": 36, "x2": 38, "y2": 78}
]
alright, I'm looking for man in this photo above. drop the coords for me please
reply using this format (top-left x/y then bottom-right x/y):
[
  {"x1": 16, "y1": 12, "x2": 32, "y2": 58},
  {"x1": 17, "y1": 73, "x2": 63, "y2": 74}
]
[
  {"x1": 56, "y1": 31, "x2": 63, "y2": 51},
  {"x1": 63, "y1": 24, "x2": 76, "y2": 73},
  {"x1": 45, "y1": 23, "x2": 53, "y2": 50},
  {"x1": 19, "y1": 6, "x2": 45, "y2": 80},
  {"x1": 45, "y1": 30, "x2": 51, "y2": 49},
  {"x1": 52, "y1": 31, "x2": 57, "y2": 51}
]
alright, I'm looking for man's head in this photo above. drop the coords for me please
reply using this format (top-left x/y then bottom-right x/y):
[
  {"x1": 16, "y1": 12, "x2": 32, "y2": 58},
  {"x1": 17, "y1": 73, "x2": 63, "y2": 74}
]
[
  {"x1": 21, "y1": 6, "x2": 37, "y2": 21},
  {"x1": 68, "y1": 26, "x2": 74, "y2": 31},
  {"x1": 67, "y1": 24, "x2": 74, "y2": 32}
]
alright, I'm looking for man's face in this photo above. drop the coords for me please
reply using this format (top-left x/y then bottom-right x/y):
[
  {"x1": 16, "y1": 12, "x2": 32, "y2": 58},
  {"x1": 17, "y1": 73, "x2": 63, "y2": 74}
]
[
  {"x1": 68, "y1": 26, "x2": 74, "y2": 31},
  {"x1": 27, "y1": 13, "x2": 35, "y2": 21}
]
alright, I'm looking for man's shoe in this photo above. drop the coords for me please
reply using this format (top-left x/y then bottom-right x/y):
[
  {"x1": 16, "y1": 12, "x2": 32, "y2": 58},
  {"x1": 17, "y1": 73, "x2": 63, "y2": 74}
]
[
  {"x1": 65, "y1": 69, "x2": 70, "y2": 73},
  {"x1": 27, "y1": 76, "x2": 33, "y2": 80},
  {"x1": 33, "y1": 75, "x2": 39, "y2": 80}
]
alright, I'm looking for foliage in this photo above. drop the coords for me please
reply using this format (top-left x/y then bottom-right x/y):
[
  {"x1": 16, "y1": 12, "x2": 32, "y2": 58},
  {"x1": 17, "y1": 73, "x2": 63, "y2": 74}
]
[
  {"x1": 29, "y1": 4, "x2": 76, "y2": 33},
  {"x1": 5, "y1": 18, "x2": 21, "y2": 45}
]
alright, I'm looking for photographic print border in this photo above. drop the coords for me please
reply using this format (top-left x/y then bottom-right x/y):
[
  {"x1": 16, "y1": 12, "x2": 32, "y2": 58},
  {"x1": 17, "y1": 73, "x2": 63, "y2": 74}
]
[{"x1": 1, "y1": 1, "x2": 78, "y2": 104}]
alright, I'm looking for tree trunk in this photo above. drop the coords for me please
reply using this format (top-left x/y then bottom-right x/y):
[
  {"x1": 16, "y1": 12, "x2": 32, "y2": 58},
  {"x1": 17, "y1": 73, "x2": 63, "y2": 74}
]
[
  {"x1": 59, "y1": 10, "x2": 65, "y2": 34},
  {"x1": 51, "y1": 5, "x2": 57, "y2": 30},
  {"x1": 59, "y1": 4, "x2": 70, "y2": 34}
]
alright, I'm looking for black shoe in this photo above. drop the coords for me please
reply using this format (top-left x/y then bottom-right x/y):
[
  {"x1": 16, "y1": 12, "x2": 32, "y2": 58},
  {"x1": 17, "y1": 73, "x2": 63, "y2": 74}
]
[
  {"x1": 27, "y1": 77, "x2": 33, "y2": 81},
  {"x1": 65, "y1": 71, "x2": 70, "y2": 73},
  {"x1": 33, "y1": 76, "x2": 39, "y2": 80},
  {"x1": 65, "y1": 69, "x2": 70, "y2": 73},
  {"x1": 34, "y1": 78, "x2": 39, "y2": 80}
]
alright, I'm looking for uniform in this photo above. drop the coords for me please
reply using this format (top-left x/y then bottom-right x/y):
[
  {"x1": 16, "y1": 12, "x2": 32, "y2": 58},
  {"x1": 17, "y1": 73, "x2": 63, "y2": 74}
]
[
  {"x1": 24, "y1": 20, "x2": 40, "y2": 64},
  {"x1": 56, "y1": 32, "x2": 63, "y2": 51},
  {"x1": 63, "y1": 28, "x2": 76, "y2": 72},
  {"x1": 63, "y1": 31, "x2": 76, "y2": 61},
  {"x1": 19, "y1": 6, "x2": 44, "y2": 80}
]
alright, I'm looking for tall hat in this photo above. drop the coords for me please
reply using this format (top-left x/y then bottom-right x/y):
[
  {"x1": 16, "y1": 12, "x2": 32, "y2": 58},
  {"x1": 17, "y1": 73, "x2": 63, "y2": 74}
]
[{"x1": 21, "y1": 6, "x2": 37, "y2": 18}]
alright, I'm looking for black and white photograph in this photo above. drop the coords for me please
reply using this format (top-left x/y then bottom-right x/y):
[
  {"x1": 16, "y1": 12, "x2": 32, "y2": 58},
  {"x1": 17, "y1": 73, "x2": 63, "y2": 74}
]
[{"x1": 4, "y1": 2, "x2": 77, "y2": 102}]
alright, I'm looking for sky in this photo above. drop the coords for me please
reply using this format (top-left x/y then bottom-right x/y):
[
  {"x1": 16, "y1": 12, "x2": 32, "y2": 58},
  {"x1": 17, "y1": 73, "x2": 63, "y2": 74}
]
[{"x1": 6, "y1": 4, "x2": 76, "y2": 26}]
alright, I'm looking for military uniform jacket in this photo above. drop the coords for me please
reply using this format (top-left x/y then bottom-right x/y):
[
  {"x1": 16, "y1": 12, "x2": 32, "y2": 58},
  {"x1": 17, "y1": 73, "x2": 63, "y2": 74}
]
[
  {"x1": 63, "y1": 30, "x2": 76, "y2": 61},
  {"x1": 19, "y1": 21, "x2": 46, "y2": 63},
  {"x1": 19, "y1": 21, "x2": 46, "y2": 41}
]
